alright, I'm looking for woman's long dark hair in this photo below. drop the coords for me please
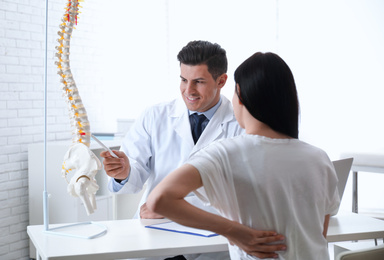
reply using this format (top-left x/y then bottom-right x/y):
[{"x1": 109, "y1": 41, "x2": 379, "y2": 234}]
[{"x1": 234, "y1": 52, "x2": 299, "y2": 138}]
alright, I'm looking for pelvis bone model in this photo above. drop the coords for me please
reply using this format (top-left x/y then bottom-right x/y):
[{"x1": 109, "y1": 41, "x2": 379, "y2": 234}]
[{"x1": 55, "y1": 0, "x2": 101, "y2": 215}]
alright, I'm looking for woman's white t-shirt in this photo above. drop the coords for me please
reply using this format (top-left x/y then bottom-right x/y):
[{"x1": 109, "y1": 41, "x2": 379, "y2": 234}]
[{"x1": 188, "y1": 134, "x2": 339, "y2": 260}]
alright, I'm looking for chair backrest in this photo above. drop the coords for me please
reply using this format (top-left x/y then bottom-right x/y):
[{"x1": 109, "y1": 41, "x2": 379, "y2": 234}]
[{"x1": 336, "y1": 244, "x2": 384, "y2": 260}]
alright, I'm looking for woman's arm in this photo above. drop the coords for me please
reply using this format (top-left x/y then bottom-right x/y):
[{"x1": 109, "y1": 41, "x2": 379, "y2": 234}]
[{"x1": 147, "y1": 164, "x2": 286, "y2": 259}]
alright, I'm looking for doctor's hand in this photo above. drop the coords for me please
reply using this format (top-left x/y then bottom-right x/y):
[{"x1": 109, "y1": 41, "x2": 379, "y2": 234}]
[
  {"x1": 100, "y1": 150, "x2": 131, "y2": 181},
  {"x1": 140, "y1": 203, "x2": 165, "y2": 219},
  {"x1": 224, "y1": 221, "x2": 286, "y2": 259}
]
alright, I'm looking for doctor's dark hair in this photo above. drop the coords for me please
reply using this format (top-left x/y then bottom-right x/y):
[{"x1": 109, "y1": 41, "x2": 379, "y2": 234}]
[
  {"x1": 177, "y1": 40, "x2": 228, "y2": 80},
  {"x1": 234, "y1": 52, "x2": 299, "y2": 139}
]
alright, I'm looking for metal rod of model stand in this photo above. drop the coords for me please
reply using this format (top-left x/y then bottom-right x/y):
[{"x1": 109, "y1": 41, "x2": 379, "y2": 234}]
[{"x1": 43, "y1": 0, "x2": 49, "y2": 231}]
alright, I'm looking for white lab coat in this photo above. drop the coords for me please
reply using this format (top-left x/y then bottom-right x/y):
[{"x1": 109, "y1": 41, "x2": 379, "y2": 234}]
[{"x1": 109, "y1": 95, "x2": 244, "y2": 217}]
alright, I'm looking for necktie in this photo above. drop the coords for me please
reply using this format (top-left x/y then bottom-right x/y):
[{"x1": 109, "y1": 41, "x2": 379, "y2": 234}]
[{"x1": 191, "y1": 113, "x2": 207, "y2": 144}]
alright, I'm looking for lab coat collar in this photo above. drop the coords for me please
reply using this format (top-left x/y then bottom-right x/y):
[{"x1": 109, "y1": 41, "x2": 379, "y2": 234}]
[
  {"x1": 170, "y1": 95, "x2": 234, "y2": 152},
  {"x1": 192, "y1": 96, "x2": 234, "y2": 152}
]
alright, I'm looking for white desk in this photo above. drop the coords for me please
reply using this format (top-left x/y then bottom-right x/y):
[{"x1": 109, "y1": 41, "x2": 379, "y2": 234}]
[
  {"x1": 28, "y1": 219, "x2": 227, "y2": 260},
  {"x1": 28, "y1": 212, "x2": 384, "y2": 260},
  {"x1": 327, "y1": 212, "x2": 384, "y2": 243}
]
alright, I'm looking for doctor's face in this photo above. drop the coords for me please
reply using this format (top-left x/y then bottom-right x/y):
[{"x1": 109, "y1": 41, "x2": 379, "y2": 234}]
[{"x1": 180, "y1": 63, "x2": 227, "y2": 112}]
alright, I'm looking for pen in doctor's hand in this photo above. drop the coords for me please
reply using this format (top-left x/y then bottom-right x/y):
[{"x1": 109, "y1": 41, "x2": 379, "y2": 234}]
[{"x1": 91, "y1": 134, "x2": 119, "y2": 158}]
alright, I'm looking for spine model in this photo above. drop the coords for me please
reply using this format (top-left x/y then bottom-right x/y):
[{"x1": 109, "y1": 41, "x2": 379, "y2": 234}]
[
  {"x1": 55, "y1": 0, "x2": 90, "y2": 147},
  {"x1": 55, "y1": 0, "x2": 102, "y2": 216}
]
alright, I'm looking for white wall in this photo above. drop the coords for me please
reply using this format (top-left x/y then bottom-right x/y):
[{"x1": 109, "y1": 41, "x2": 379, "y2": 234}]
[
  {"x1": 97, "y1": 0, "x2": 278, "y2": 130},
  {"x1": 278, "y1": 0, "x2": 384, "y2": 158},
  {"x1": 0, "y1": 0, "x2": 111, "y2": 258},
  {"x1": 97, "y1": 0, "x2": 384, "y2": 158},
  {"x1": 0, "y1": 0, "x2": 383, "y2": 259}
]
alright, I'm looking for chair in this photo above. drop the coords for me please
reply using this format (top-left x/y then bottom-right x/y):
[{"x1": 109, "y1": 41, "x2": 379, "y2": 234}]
[{"x1": 335, "y1": 244, "x2": 384, "y2": 260}]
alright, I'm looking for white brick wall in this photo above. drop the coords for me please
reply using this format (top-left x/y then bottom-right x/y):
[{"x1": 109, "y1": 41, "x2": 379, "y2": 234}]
[{"x1": 0, "y1": 0, "x2": 107, "y2": 259}]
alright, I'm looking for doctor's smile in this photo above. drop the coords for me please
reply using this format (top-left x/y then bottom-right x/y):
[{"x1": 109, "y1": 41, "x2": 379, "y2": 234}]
[{"x1": 185, "y1": 95, "x2": 200, "y2": 103}]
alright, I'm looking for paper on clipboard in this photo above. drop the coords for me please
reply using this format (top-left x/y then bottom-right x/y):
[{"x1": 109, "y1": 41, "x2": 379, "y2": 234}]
[{"x1": 145, "y1": 221, "x2": 218, "y2": 237}]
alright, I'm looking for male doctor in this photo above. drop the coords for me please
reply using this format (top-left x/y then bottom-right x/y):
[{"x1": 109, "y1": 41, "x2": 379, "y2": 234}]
[{"x1": 101, "y1": 40, "x2": 286, "y2": 260}]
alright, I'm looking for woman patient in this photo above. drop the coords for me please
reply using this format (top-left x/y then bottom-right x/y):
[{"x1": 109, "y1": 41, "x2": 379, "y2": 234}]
[{"x1": 147, "y1": 52, "x2": 339, "y2": 260}]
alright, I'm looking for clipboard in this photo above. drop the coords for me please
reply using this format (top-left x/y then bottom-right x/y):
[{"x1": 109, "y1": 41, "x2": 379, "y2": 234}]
[{"x1": 145, "y1": 221, "x2": 218, "y2": 237}]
